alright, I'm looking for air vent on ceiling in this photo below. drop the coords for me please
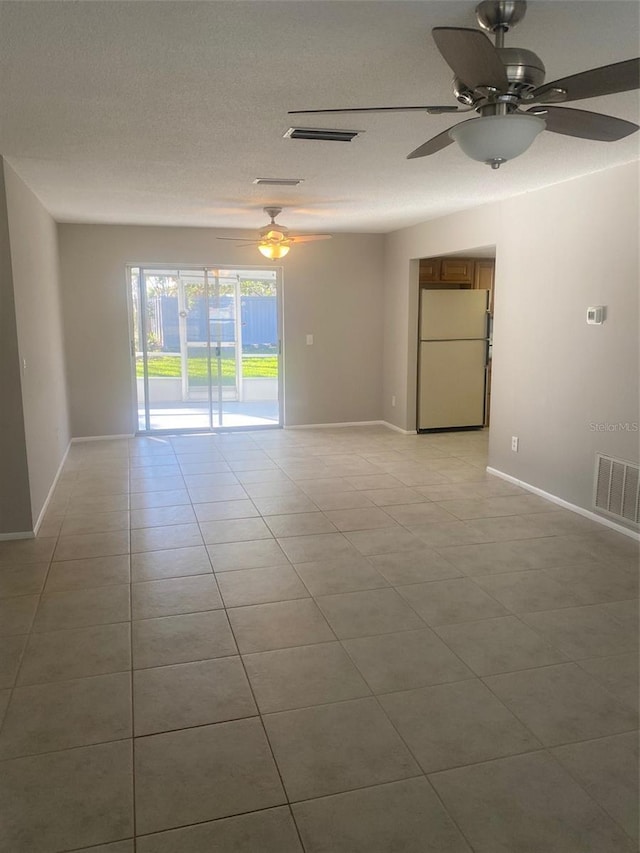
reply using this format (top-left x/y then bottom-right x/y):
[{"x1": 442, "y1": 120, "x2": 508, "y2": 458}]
[
  {"x1": 284, "y1": 127, "x2": 361, "y2": 142},
  {"x1": 594, "y1": 453, "x2": 640, "y2": 526},
  {"x1": 253, "y1": 178, "x2": 304, "y2": 186}
]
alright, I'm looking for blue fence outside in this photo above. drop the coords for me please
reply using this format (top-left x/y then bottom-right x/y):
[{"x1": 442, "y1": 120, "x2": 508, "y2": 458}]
[{"x1": 156, "y1": 296, "x2": 277, "y2": 352}]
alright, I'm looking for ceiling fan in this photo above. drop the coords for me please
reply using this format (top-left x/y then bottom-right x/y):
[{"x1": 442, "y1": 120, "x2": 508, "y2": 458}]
[
  {"x1": 217, "y1": 207, "x2": 332, "y2": 259},
  {"x1": 289, "y1": 0, "x2": 640, "y2": 169}
]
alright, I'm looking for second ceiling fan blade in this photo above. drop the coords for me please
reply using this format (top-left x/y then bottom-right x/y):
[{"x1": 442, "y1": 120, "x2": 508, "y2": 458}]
[
  {"x1": 288, "y1": 106, "x2": 460, "y2": 115},
  {"x1": 407, "y1": 126, "x2": 457, "y2": 159},
  {"x1": 216, "y1": 242, "x2": 258, "y2": 248},
  {"x1": 529, "y1": 105, "x2": 639, "y2": 140},
  {"x1": 289, "y1": 235, "x2": 332, "y2": 243},
  {"x1": 432, "y1": 27, "x2": 508, "y2": 92},
  {"x1": 532, "y1": 58, "x2": 640, "y2": 104}
]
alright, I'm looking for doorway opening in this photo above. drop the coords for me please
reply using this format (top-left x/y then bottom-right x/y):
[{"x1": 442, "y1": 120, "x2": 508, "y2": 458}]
[
  {"x1": 129, "y1": 266, "x2": 282, "y2": 432},
  {"x1": 416, "y1": 252, "x2": 495, "y2": 431}
]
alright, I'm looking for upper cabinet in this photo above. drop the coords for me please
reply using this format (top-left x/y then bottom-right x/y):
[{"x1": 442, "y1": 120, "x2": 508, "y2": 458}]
[
  {"x1": 419, "y1": 255, "x2": 495, "y2": 313},
  {"x1": 474, "y1": 259, "x2": 495, "y2": 313},
  {"x1": 440, "y1": 258, "x2": 474, "y2": 283},
  {"x1": 419, "y1": 258, "x2": 441, "y2": 283}
]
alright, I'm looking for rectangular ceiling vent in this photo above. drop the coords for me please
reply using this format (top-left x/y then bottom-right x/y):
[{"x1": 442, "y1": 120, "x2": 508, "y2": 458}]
[
  {"x1": 594, "y1": 453, "x2": 640, "y2": 526},
  {"x1": 284, "y1": 127, "x2": 361, "y2": 142},
  {"x1": 253, "y1": 178, "x2": 304, "y2": 186}
]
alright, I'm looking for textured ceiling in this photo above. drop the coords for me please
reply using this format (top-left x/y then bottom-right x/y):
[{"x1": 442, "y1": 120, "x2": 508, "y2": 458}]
[{"x1": 0, "y1": 1, "x2": 638, "y2": 233}]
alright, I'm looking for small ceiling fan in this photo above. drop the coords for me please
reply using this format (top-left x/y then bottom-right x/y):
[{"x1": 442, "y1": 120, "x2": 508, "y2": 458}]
[
  {"x1": 289, "y1": 0, "x2": 640, "y2": 168},
  {"x1": 217, "y1": 207, "x2": 332, "y2": 258}
]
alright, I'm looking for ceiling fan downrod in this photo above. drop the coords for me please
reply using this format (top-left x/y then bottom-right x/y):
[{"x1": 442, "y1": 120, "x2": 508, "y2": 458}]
[
  {"x1": 263, "y1": 206, "x2": 283, "y2": 224},
  {"x1": 475, "y1": 0, "x2": 527, "y2": 46}
]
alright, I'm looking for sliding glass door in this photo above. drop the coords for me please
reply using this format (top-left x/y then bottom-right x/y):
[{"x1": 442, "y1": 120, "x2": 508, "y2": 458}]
[{"x1": 130, "y1": 266, "x2": 281, "y2": 431}]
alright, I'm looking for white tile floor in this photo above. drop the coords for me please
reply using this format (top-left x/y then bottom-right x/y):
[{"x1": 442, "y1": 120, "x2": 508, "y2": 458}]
[{"x1": 0, "y1": 425, "x2": 638, "y2": 852}]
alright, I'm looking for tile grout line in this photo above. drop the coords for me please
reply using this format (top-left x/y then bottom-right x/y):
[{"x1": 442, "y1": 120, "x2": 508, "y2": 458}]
[
  {"x1": 214, "y1": 435, "x2": 325, "y2": 853},
  {"x1": 425, "y1": 744, "x2": 640, "y2": 849},
  {"x1": 355, "y1": 667, "x2": 483, "y2": 852},
  {"x1": 222, "y1": 593, "x2": 310, "y2": 851},
  {"x1": 127, "y1": 444, "x2": 138, "y2": 853},
  {"x1": 541, "y1": 740, "x2": 640, "y2": 847}
]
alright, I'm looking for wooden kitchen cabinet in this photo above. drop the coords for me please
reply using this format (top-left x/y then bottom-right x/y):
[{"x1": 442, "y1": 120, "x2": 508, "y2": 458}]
[
  {"x1": 419, "y1": 258, "x2": 441, "y2": 283},
  {"x1": 440, "y1": 258, "x2": 474, "y2": 283},
  {"x1": 419, "y1": 255, "x2": 494, "y2": 288},
  {"x1": 474, "y1": 259, "x2": 495, "y2": 313}
]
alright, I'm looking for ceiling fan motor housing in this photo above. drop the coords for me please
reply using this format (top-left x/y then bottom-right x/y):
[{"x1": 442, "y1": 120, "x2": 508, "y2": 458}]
[
  {"x1": 468, "y1": 0, "x2": 546, "y2": 105},
  {"x1": 260, "y1": 206, "x2": 289, "y2": 242},
  {"x1": 498, "y1": 47, "x2": 545, "y2": 92},
  {"x1": 260, "y1": 226, "x2": 289, "y2": 241},
  {"x1": 453, "y1": 47, "x2": 545, "y2": 106}
]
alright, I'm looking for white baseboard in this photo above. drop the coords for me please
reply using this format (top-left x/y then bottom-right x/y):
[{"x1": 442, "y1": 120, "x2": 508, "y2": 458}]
[
  {"x1": 0, "y1": 530, "x2": 35, "y2": 541},
  {"x1": 379, "y1": 420, "x2": 418, "y2": 435},
  {"x1": 32, "y1": 440, "x2": 72, "y2": 536},
  {"x1": 285, "y1": 420, "x2": 389, "y2": 430},
  {"x1": 1, "y1": 441, "x2": 71, "y2": 540},
  {"x1": 72, "y1": 434, "x2": 134, "y2": 443},
  {"x1": 284, "y1": 420, "x2": 417, "y2": 435},
  {"x1": 486, "y1": 466, "x2": 640, "y2": 541}
]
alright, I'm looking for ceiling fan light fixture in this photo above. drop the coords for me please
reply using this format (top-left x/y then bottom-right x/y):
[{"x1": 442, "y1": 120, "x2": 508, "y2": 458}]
[
  {"x1": 258, "y1": 242, "x2": 290, "y2": 260},
  {"x1": 449, "y1": 113, "x2": 546, "y2": 168},
  {"x1": 261, "y1": 228, "x2": 287, "y2": 242}
]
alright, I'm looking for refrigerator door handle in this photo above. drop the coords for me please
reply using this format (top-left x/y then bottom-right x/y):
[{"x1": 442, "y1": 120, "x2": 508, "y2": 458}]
[{"x1": 483, "y1": 307, "x2": 490, "y2": 366}]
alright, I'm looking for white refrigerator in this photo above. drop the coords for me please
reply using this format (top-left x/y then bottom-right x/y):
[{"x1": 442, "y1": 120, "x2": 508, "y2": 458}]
[{"x1": 418, "y1": 289, "x2": 489, "y2": 431}]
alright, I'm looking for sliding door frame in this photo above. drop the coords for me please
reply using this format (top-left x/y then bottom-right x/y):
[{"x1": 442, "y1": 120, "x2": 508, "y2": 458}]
[{"x1": 126, "y1": 262, "x2": 284, "y2": 434}]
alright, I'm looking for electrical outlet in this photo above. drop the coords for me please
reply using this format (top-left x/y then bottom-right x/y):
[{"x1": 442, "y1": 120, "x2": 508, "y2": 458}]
[
  {"x1": 511, "y1": 436, "x2": 519, "y2": 452},
  {"x1": 391, "y1": 395, "x2": 396, "y2": 407},
  {"x1": 306, "y1": 334, "x2": 313, "y2": 345}
]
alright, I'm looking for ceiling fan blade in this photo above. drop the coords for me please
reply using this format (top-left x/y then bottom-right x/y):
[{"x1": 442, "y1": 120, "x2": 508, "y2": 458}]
[
  {"x1": 288, "y1": 105, "x2": 460, "y2": 115},
  {"x1": 528, "y1": 105, "x2": 639, "y2": 140},
  {"x1": 289, "y1": 235, "x2": 332, "y2": 243},
  {"x1": 432, "y1": 27, "x2": 508, "y2": 91},
  {"x1": 216, "y1": 238, "x2": 258, "y2": 246},
  {"x1": 531, "y1": 58, "x2": 640, "y2": 103},
  {"x1": 406, "y1": 126, "x2": 457, "y2": 159}
]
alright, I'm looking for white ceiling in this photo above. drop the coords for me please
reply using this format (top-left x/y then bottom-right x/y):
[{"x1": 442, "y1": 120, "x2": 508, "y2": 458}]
[{"x1": 1, "y1": 1, "x2": 638, "y2": 233}]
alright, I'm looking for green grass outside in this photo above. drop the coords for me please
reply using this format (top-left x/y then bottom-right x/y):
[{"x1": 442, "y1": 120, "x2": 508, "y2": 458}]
[{"x1": 137, "y1": 354, "x2": 277, "y2": 386}]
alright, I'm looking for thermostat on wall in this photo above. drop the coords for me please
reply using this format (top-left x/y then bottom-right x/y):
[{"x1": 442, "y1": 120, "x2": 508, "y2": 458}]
[{"x1": 586, "y1": 306, "x2": 605, "y2": 325}]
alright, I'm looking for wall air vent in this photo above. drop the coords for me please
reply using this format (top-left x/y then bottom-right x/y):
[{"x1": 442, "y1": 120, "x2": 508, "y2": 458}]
[
  {"x1": 284, "y1": 127, "x2": 361, "y2": 142},
  {"x1": 594, "y1": 453, "x2": 640, "y2": 526},
  {"x1": 253, "y1": 178, "x2": 304, "y2": 186}
]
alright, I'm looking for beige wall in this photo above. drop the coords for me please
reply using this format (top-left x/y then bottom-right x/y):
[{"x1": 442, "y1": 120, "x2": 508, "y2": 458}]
[
  {"x1": 3, "y1": 162, "x2": 70, "y2": 527},
  {"x1": 57, "y1": 225, "x2": 384, "y2": 435},
  {"x1": 0, "y1": 162, "x2": 32, "y2": 534},
  {"x1": 383, "y1": 161, "x2": 639, "y2": 512}
]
